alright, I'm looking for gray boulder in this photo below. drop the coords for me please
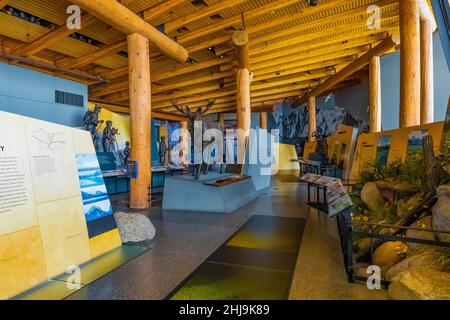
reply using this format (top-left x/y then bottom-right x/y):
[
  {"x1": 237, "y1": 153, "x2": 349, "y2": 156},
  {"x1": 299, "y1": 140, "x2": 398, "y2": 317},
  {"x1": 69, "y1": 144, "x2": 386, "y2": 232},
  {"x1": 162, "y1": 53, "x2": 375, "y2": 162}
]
[
  {"x1": 406, "y1": 216, "x2": 435, "y2": 252},
  {"x1": 385, "y1": 251, "x2": 441, "y2": 281},
  {"x1": 114, "y1": 211, "x2": 156, "y2": 243},
  {"x1": 432, "y1": 184, "x2": 450, "y2": 242},
  {"x1": 375, "y1": 181, "x2": 419, "y2": 201},
  {"x1": 388, "y1": 268, "x2": 450, "y2": 300},
  {"x1": 361, "y1": 182, "x2": 386, "y2": 211}
]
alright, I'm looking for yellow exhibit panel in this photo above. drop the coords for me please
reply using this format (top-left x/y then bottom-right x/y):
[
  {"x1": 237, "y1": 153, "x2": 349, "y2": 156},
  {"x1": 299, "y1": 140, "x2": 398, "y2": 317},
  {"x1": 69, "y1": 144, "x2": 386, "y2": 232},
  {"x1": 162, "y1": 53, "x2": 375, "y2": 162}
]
[
  {"x1": 36, "y1": 196, "x2": 91, "y2": 278},
  {"x1": 350, "y1": 122, "x2": 445, "y2": 180},
  {"x1": 274, "y1": 143, "x2": 300, "y2": 171},
  {"x1": 89, "y1": 228, "x2": 122, "y2": 259},
  {"x1": 0, "y1": 112, "x2": 37, "y2": 236},
  {"x1": 326, "y1": 125, "x2": 358, "y2": 180},
  {"x1": 0, "y1": 227, "x2": 47, "y2": 299},
  {"x1": 0, "y1": 111, "x2": 123, "y2": 299},
  {"x1": 24, "y1": 117, "x2": 81, "y2": 204}
]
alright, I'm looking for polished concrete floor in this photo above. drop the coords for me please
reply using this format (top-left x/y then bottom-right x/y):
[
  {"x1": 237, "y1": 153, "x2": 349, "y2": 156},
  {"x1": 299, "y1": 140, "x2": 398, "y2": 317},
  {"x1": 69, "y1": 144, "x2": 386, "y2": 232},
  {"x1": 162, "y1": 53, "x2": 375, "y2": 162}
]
[{"x1": 67, "y1": 171, "x2": 388, "y2": 300}]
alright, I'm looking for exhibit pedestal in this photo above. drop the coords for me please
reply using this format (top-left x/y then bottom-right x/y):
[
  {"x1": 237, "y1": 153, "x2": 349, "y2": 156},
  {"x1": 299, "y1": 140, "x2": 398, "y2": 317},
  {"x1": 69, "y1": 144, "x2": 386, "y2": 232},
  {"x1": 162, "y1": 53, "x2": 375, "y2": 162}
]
[{"x1": 162, "y1": 173, "x2": 257, "y2": 213}]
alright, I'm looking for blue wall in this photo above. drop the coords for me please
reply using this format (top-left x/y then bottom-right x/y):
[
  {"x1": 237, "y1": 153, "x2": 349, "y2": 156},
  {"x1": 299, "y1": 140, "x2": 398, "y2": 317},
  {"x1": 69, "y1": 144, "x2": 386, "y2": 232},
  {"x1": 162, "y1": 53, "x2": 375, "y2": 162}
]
[
  {"x1": 0, "y1": 62, "x2": 88, "y2": 127},
  {"x1": 381, "y1": 32, "x2": 450, "y2": 130}
]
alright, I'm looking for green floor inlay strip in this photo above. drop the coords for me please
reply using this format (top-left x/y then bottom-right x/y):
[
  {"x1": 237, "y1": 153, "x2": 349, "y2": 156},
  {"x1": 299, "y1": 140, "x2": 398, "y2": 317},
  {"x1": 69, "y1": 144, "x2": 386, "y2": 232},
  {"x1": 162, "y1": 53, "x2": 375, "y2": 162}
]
[{"x1": 170, "y1": 215, "x2": 306, "y2": 300}]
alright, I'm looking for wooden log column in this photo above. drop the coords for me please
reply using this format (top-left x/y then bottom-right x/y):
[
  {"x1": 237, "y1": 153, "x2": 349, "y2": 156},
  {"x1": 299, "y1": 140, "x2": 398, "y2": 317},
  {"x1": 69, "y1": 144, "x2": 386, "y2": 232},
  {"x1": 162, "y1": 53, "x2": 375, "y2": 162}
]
[
  {"x1": 180, "y1": 120, "x2": 189, "y2": 165},
  {"x1": 260, "y1": 112, "x2": 267, "y2": 130},
  {"x1": 234, "y1": 31, "x2": 251, "y2": 138},
  {"x1": 420, "y1": 20, "x2": 434, "y2": 124},
  {"x1": 400, "y1": 0, "x2": 421, "y2": 128},
  {"x1": 128, "y1": 33, "x2": 151, "y2": 209},
  {"x1": 308, "y1": 96, "x2": 316, "y2": 142},
  {"x1": 369, "y1": 56, "x2": 382, "y2": 133},
  {"x1": 218, "y1": 113, "x2": 225, "y2": 128}
]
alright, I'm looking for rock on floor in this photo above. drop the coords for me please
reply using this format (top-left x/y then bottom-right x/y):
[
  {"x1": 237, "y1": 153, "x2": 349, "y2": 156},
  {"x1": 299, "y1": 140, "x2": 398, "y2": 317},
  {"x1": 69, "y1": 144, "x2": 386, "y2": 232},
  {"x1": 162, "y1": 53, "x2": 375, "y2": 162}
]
[{"x1": 114, "y1": 211, "x2": 156, "y2": 243}]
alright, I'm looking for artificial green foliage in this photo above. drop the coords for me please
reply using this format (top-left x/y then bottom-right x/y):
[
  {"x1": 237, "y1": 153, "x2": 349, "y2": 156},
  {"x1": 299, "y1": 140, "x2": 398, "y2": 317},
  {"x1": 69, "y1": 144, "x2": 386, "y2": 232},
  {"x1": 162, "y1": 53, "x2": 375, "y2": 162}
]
[
  {"x1": 350, "y1": 194, "x2": 368, "y2": 216},
  {"x1": 381, "y1": 202, "x2": 399, "y2": 224},
  {"x1": 357, "y1": 161, "x2": 385, "y2": 186},
  {"x1": 357, "y1": 157, "x2": 433, "y2": 193}
]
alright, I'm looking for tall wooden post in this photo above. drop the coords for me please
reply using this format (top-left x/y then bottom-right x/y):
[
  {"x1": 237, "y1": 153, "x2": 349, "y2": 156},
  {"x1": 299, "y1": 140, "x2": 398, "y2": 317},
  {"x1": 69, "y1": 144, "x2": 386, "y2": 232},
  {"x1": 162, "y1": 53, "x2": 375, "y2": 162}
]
[
  {"x1": 308, "y1": 96, "x2": 316, "y2": 142},
  {"x1": 260, "y1": 112, "x2": 267, "y2": 130},
  {"x1": 218, "y1": 113, "x2": 225, "y2": 128},
  {"x1": 400, "y1": 0, "x2": 421, "y2": 128},
  {"x1": 128, "y1": 33, "x2": 151, "y2": 209},
  {"x1": 420, "y1": 20, "x2": 434, "y2": 124},
  {"x1": 369, "y1": 56, "x2": 382, "y2": 133},
  {"x1": 234, "y1": 31, "x2": 251, "y2": 138},
  {"x1": 180, "y1": 120, "x2": 189, "y2": 165}
]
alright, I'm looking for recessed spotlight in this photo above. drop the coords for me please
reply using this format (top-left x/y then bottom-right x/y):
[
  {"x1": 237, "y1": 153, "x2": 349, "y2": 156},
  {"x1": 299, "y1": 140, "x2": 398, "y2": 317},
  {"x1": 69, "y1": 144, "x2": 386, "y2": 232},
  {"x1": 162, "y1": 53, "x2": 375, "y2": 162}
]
[{"x1": 309, "y1": 0, "x2": 318, "y2": 6}]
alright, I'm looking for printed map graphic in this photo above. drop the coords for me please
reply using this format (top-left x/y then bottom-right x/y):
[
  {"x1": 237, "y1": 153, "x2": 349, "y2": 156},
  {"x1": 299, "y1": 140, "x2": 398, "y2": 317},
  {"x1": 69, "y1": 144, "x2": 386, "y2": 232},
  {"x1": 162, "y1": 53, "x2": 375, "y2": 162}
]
[{"x1": 32, "y1": 128, "x2": 67, "y2": 151}]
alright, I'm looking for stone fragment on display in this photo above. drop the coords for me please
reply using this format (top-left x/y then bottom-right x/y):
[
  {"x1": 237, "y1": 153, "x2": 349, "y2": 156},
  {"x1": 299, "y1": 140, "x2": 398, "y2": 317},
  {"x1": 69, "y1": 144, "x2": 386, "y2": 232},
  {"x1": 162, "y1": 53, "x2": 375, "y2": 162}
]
[
  {"x1": 388, "y1": 268, "x2": 450, "y2": 300},
  {"x1": 114, "y1": 212, "x2": 156, "y2": 243}
]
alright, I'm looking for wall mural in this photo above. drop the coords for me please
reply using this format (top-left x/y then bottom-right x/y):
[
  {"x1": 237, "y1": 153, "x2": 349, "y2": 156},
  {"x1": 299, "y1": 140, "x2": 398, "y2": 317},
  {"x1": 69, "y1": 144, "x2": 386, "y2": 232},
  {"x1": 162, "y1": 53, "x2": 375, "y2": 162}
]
[{"x1": 268, "y1": 101, "x2": 369, "y2": 155}]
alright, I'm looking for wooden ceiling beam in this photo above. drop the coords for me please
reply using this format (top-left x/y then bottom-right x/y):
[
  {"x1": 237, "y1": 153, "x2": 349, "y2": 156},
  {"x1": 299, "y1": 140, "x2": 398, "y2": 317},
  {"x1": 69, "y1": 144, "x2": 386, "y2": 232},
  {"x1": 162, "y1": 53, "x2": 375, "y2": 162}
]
[
  {"x1": 164, "y1": 0, "x2": 247, "y2": 34},
  {"x1": 213, "y1": 12, "x2": 398, "y2": 58},
  {"x1": 58, "y1": 39, "x2": 127, "y2": 69},
  {"x1": 251, "y1": 71, "x2": 335, "y2": 91},
  {"x1": 104, "y1": 75, "x2": 334, "y2": 110},
  {"x1": 69, "y1": 0, "x2": 188, "y2": 62},
  {"x1": 254, "y1": 58, "x2": 355, "y2": 81},
  {"x1": 92, "y1": 56, "x2": 232, "y2": 96},
  {"x1": 13, "y1": 13, "x2": 97, "y2": 57},
  {"x1": 177, "y1": 0, "x2": 302, "y2": 44},
  {"x1": 250, "y1": 104, "x2": 278, "y2": 114},
  {"x1": 153, "y1": 70, "x2": 234, "y2": 94},
  {"x1": 295, "y1": 34, "x2": 400, "y2": 106},
  {"x1": 95, "y1": 39, "x2": 373, "y2": 98},
  {"x1": 154, "y1": 94, "x2": 236, "y2": 109},
  {"x1": 250, "y1": 0, "x2": 397, "y2": 47},
  {"x1": 142, "y1": 0, "x2": 191, "y2": 22},
  {"x1": 253, "y1": 19, "x2": 398, "y2": 55},
  {"x1": 102, "y1": 66, "x2": 335, "y2": 105},
  {"x1": 153, "y1": 83, "x2": 232, "y2": 103},
  {"x1": 152, "y1": 57, "x2": 232, "y2": 82},
  {"x1": 161, "y1": 100, "x2": 237, "y2": 113},
  {"x1": 105, "y1": 52, "x2": 356, "y2": 100},
  {"x1": 204, "y1": 106, "x2": 237, "y2": 115},
  {"x1": 244, "y1": 0, "x2": 350, "y2": 38},
  {"x1": 252, "y1": 44, "x2": 372, "y2": 72},
  {"x1": 251, "y1": 33, "x2": 389, "y2": 65},
  {"x1": 151, "y1": 74, "x2": 331, "y2": 108},
  {"x1": 119, "y1": 0, "x2": 138, "y2": 7},
  {"x1": 0, "y1": 50, "x2": 106, "y2": 83},
  {"x1": 0, "y1": 0, "x2": 10, "y2": 10}
]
